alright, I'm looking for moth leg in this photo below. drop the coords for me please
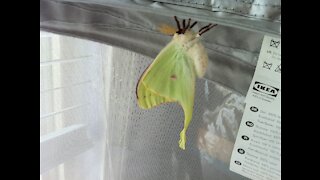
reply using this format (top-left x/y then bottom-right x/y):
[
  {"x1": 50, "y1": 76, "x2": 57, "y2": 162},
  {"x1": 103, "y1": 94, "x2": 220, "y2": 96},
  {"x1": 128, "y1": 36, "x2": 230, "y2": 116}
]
[
  {"x1": 199, "y1": 23, "x2": 218, "y2": 35},
  {"x1": 174, "y1": 16, "x2": 182, "y2": 34},
  {"x1": 174, "y1": 16, "x2": 198, "y2": 33},
  {"x1": 182, "y1": 19, "x2": 186, "y2": 29},
  {"x1": 181, "y1": 19, "x2": 186, "y2": 34},
  {"x1": 189, "y1": 21, "x2": 198, "y2": 29},
  {"x1": 186, "y1": 18, "x2": 191, "y2": 29},
  {"x1": 199, "y1": 24, "x2": 212, "y2": 33},
  {"x1": 182, "y1": 18, "x2": 192, "y2": 34}
]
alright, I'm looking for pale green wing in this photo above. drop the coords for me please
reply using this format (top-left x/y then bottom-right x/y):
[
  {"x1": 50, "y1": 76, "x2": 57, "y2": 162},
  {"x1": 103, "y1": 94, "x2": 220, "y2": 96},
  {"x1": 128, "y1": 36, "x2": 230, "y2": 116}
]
[{"x1": 137, "y1": 41, "x2": 196, "y2": 150}]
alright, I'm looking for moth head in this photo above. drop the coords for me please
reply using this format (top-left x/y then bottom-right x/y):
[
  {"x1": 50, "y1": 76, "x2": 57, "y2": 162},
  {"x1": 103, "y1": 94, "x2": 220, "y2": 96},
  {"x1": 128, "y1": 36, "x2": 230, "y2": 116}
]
[
  {"x1": 173, "y1": 16, "x2": 217, "y2": 36},
  {"x1": 173, "y1": 30, "x2": 198, "y2": 44},
  {"x1": 159, "y1": 17, "x2": 217, "y2": 38}
]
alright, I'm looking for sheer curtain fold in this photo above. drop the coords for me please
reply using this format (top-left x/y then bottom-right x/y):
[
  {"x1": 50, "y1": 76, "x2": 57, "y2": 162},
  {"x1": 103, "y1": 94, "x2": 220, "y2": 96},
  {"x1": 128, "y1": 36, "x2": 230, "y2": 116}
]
[{"x1": 40, "y1": 31, "x2": 109, "y2": 180}]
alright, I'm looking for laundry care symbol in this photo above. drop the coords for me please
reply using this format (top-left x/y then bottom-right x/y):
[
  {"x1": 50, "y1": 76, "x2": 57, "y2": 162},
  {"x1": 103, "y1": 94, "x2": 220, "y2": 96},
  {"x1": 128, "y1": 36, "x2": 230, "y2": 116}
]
[
  {"x1": 263, "y1": 61, "x2": 272, "y2": 70},
  {"x1": 270, "y1": 39, "x2": 280, "y2": 48},
  {"x1": 275, "y1": 64, "x2": 281, "y2": 73}
]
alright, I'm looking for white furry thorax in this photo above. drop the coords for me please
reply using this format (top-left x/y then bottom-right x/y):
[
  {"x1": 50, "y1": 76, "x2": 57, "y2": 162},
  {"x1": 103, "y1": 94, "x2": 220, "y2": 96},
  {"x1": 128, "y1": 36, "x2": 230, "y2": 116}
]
[{"x1": 172, "y1": 30, "x2": 208, "y2": 78}]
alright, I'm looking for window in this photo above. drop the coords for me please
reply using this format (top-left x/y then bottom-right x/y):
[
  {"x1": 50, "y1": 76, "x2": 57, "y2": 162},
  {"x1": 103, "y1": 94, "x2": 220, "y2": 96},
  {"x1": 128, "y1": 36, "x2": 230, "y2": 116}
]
[{"x1": 40, "y1": 31, "x2": 109, "y2": 180}]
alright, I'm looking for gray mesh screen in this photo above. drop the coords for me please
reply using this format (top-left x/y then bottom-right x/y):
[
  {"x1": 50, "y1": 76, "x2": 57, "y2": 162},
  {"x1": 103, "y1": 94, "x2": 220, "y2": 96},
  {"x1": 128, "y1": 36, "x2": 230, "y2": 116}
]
[{"x1": 104, "y1": 47, "x2": 249, "y2": 180}]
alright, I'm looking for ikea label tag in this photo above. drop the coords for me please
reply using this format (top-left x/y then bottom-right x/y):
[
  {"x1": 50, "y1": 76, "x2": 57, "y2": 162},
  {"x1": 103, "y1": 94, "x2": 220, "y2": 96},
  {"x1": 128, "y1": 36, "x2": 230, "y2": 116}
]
[
  {"x1": 246, "y1": 35, "x2": 281, "y2": 113},
  {"x1": 229, "y1": 35, "x2": 281, "y2": 180}
]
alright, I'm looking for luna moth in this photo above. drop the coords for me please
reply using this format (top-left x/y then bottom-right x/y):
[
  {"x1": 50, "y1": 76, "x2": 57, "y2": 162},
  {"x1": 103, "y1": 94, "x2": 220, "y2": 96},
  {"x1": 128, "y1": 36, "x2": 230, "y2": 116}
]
[{"x1": 136, "y1": 16, "x2": 217, "y2": 150}]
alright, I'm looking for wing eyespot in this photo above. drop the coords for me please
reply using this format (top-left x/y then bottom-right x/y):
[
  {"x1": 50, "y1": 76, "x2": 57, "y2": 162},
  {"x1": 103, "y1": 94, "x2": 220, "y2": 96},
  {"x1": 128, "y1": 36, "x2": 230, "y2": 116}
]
[{"x1": 170, "y1": 74, "x2": 177, "y2": 80}]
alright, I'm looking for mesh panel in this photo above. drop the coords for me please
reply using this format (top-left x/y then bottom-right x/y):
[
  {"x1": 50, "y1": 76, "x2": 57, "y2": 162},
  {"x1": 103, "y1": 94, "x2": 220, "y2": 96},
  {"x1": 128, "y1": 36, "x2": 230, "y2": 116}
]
[{"x1": 105, "y1": 47, "x2": 249, "y2": 180}]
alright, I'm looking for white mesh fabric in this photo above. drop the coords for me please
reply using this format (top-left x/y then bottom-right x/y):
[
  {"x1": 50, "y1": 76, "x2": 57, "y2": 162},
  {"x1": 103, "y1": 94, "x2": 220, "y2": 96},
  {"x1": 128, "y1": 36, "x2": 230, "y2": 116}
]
[{"x1": 104, "y1": 47, "x2": 249, "y2": 180}]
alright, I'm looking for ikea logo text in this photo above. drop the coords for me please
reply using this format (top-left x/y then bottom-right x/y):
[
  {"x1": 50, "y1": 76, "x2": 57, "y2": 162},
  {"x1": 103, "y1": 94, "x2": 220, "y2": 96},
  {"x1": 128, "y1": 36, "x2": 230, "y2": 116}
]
[{"x1": 253, "y1": 82, "x2": 279, "y2": 97}]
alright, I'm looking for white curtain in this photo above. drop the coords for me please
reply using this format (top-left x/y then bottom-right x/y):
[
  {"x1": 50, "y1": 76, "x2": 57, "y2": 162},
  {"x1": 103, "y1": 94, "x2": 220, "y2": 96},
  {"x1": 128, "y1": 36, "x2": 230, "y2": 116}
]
[{"x1": 40, "y1": 31, "x2": 111, "y2": 180}]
